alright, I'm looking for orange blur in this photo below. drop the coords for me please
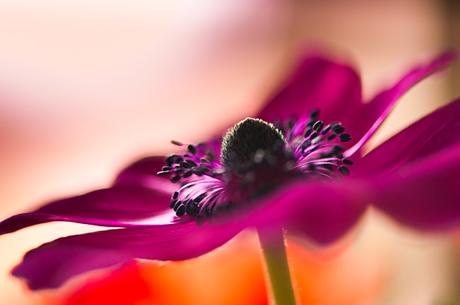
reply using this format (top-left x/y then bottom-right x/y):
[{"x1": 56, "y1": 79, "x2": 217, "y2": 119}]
[{"x1": 52, "y1": 231, "x2": 387, "y2": 305}]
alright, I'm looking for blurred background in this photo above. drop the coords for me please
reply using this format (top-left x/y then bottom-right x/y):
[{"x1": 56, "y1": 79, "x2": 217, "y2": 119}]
[{"x1": 1, "y1": 0, "x2": 460, "y2": 304}]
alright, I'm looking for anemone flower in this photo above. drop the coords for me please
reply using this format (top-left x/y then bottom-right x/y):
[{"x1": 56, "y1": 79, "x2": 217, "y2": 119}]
[{"x1": 1, "y1": 51, "x2": 460, "y2": 305}]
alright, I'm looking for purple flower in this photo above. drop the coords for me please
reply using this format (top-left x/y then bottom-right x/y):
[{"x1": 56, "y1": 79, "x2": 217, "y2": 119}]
[{"x1": 2, "y1": 51, "x2": 460, "y2": 291}]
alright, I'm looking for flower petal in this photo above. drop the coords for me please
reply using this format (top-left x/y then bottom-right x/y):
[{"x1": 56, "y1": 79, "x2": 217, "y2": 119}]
[
  {"x1": 371, "y1": 144, "x2": 460, "y2": 230},
  {"x1": 0, "y1": 186, "x2": 172, "y2": 235},
  {"x1": 12, "y1": 221, "x2": 241, "y2": 290},
  {"x1": 243, "y1": 180, "x2": 369, "y2": 244},
  {"x1": 12, "y1": 177, "x2": 371, "y2": 290},
  {"x1": 353, "y1": 98, "x2": 460, "y2": 177},
  {"x1": 346, "y1": 52, "x2": 457, "y2": 156},
  {"x1": 258, "y1": 54, "x2": 362, "y2": 124},
  {"x1": 113, "y1": 156, "x2": 176, "y2": 194}
]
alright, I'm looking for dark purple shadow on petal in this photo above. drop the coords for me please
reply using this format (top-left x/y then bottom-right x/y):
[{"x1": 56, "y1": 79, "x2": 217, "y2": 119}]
[
  {"x1": 346, "y1": 51, "x2": 457, "y2": 157},
  {"x1": 372, "y1": 144, "x2": 460, "y2": 230},
  {"x1": 0, "y1": 186, "x2": 172, "y2": 235},
  {"x1": 258, "y1": 54, "x2": 362, "y2": 125},
  {"x1": 353, "y1": 98, "x2": 460, "y2": 177},
  {"x1": 12, "y1": 221, "x2": 241, "y2": 290}
]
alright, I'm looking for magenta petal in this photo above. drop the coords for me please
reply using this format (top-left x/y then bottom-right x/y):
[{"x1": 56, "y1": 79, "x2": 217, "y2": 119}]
[
  {"x1": 243, "y1": 180, "x2": 369, "y2": 244},
  {"x1": 12, "y1": 178, "x2": 369, "y2": 290},
  {"x1": 372, "y1": 144, "x2": 460, "y2": 230},
  {"x1": 0, "y1": 186, "x2": 172, "y2": 234},
  {"x1": 113, "y1": 156, "x2": 176, "y2": 194},
  {"x1": 258, "y1": 54, "x2": 362, "y2": 124},
  {"x1": 354, "y1": 98, "x2": 460, "y2": 176},
  {"x1": 12, "y1": 221, "x2": 240, "y2": 290},
  {"x1": 12, "y1": 178, "x2": 370, "y2": 290},
  {"x1": 346, "y1": 52, "x2": 457, "y2": 156}
]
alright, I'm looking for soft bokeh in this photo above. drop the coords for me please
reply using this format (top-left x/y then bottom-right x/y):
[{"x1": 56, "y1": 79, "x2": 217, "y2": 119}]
[{"x1": 1, "y1": 0, "x2": 459, "y2": 304}]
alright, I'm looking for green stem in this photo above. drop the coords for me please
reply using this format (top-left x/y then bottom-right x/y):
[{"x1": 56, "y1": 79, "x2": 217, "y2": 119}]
[{"x1": 258, "y1": 227, "x2": 297, "y2": 305}]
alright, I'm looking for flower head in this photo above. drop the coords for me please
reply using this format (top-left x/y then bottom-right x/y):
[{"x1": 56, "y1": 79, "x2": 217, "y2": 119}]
[
  {"x1": 1, "y1": 51, "x2": 460, "y2": 290},
  {"x1": 163, "y1": 114, "x2": 353, "y2": 221}
]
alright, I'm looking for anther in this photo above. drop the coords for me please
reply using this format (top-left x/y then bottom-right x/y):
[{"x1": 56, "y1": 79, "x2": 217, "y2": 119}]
[
  {"x1": 338, "y1": 166, "x2": 350, "y2": 176},
  {"x1": 165, "y1": 154, "x2": 183, "y2": 166},
  {"x1": 187, "y1": 145, "x2": 197, "y2": 154},
  {"x1": 304, "y1": 128, "x2": 313, "y2": 138},
  {"x1": 321, "y1": 125, "x2": 331, "y2": 135},
  {"x1": 173, "y1": 200, "x2": 182, "y2": 211},
  {"x1": 313, "y1": 120, "x2": 324, "y2": 131},
  {"x1": 187, "y1": 160, "x2": 198, "y2": 167},
  {"x1": 194, "y1": 167, "x2": 209, "y2": 176},
  {"x1": 332, "y1": 124, "x2": 345, "y2": 134},
  {"x1": 176, "y1": 204, "x2": 186, "y2": 216},
  {"x1": 339, "y1": 134, "x2": 352, "y2": 142},
  {"x1": 194, "y1": 193, "x2": 207, "y2": 203},
  {"x1": 180, "y1": 161, "x2": 192, "y2": 168},
  {"x1": 172, "y1": 191, "x2": 179, "y2": 200},
  {"x1": 183, "y1": 170, "x2": 193, "y2": 178},
  {"x1": 310, "y1": 109, "x2": 320, "y2": 120}
]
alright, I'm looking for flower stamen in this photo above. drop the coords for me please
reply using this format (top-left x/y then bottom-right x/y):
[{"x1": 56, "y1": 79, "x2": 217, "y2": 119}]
[
  {"x1": 160, "y1": 111, "x2": 353, "y2": 219},
  {"x1": 158, "y1": 143, "x2": 221, "y2": 183},
  {"x1": 279, "y1": 110, "x2": 353, "y2": 179}
]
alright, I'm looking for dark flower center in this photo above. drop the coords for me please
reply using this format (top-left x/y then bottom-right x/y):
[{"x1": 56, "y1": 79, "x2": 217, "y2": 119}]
[
  {"x1": 220, "y1": 118, "x2": 286, "y2": 169},
  {"x1": 159, "y1": 110, "x2": 353, "y2": 220}
]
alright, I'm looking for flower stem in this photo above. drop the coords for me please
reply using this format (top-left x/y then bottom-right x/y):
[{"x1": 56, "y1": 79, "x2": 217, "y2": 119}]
[{"x1": 258, "y1": 228, "x2": 297, "y2": 305}]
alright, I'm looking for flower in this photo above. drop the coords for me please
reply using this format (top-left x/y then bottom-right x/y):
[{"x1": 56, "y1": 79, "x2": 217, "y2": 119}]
[{"x1": 1, "y1": 51, "x2": 459, "y2": 291}]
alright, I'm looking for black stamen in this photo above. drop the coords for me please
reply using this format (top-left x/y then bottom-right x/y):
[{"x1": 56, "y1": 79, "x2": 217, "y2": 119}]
[
  {"x1": 176, "y1": 204, "x2": 186, "y2": 216},
  {"x1": 310, "y1": 109, "x2": 320, "y2": 120},
  {"x1": 180, "y1": 161, "x2": 193, "y2": 168},
  {"x1": 313, "y1": 120, "x2": 324, "y2": 131},
  {"x1": 172, "y1": 191, "x2": 179, "y2": 199},
  {"x1": 170, "y1": 175, "x2": 181, "y2": 183},
  {"x1": 173, "y1": 200, "x2": 182, "y2": 211},
  {"x1": 187, "y1": 145, "x2": 197, "y2": 154},
  {"x1": 339, "y1": 134, "x2": 352, "y2": 142},
  {"x1": 332, "y1": 125, "x2": 345, "y2": 134},
  {"x1": 194, "y1": 166, "x2": 209, "y2": 176},
  {"x1": 321, "y1": 125, "x2": 331, "y2": 135},
  {"x1": 165, "y1": 154, "x2": 183, "y2": 166},
  {"x1": 194, "y1": 193, "x2": 207, "y2": 203},
  {"x1": 183, "y1": 170, "x2": 193, "y2": 178},
  {"x1": 338, "y1": 166, "x2": 350, "y2": 176}
]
